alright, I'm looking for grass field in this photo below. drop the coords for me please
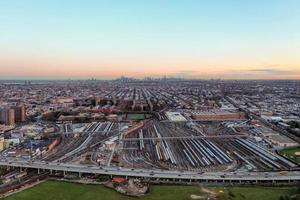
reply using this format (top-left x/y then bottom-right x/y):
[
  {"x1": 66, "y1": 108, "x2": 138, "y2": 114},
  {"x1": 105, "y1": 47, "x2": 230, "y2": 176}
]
[
  {"x1": 4, "y1": 181, "x2": 299, "y2": 200},
  {"x1": 279, "y1": 147, "x2": 300, "y2": 155},
  {"x1": 127, "y1": 113, "x2": 145, "y2": 120},
  {"x1": 223, "y1": 187, "x2": 298, "y2": 200},
  {"x1": 278, "y1": 147, "x2": 300, "y2": 164}
]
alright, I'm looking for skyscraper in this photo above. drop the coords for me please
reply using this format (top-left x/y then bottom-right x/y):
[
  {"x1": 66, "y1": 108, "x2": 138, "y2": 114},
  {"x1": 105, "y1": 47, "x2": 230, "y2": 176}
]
[
  {"x1": 12, "y1": 105, "x2": 26, "y2": 123},
  {"x1": 0, "y1": 107, "x2": 15, "y2": 126}
]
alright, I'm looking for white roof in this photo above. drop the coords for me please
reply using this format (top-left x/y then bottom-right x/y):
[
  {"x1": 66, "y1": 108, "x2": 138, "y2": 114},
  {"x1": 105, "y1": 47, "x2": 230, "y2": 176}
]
[{"x1": 165, "y1": 112, "x2": 186, "y2": 121}]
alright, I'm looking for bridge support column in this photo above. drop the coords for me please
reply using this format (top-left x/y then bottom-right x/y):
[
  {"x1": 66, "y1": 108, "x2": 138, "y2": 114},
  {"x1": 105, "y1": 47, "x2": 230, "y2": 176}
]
[
  {"x1": 63, "y1": 171, "x2": 66, "y2": 176},
  {"x1": 38, "y1": 168, "x2": 40, "y2": 174},
  {"x1": 79, "y1": 172, "x2": 82, "y2": 178},
  {"x1": 20, "y1": 167, "x2": 22, "y2": 172},
  {"x1": 50, "y1": 169, "x2": 53, "y2": 175}
]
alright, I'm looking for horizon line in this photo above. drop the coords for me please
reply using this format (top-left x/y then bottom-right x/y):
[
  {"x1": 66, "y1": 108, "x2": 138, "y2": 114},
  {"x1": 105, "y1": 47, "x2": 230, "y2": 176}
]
[{"x1": 0, "y1": 78, "x2": 300, "y2": 81}]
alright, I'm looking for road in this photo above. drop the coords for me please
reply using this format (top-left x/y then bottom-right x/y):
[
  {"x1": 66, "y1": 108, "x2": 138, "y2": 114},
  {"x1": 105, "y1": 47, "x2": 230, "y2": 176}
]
[{"x1": 0, "y1": 159, "x2": 299, "y2": 182}]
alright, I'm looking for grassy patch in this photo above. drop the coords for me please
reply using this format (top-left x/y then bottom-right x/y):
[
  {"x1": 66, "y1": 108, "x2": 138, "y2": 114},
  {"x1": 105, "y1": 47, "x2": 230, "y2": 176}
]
[
  {"x1": 279, "y1": 147, "x2": 300, "y2": 155},
  {"x1": 4, "y1": 181, "x2": 299, "y2": 200},
  {"x1": 278, "y1": 147, "x2": 300, "y2": 164},
  {"x1": 221, "y1": 186, "x2": 298, "y2": 200},
  {"x1": 127, "y1": 114, "x2": 145, "y2": 120},
  {"x1": 5, "y1": 181, "x2": 201, "y2": 200}
]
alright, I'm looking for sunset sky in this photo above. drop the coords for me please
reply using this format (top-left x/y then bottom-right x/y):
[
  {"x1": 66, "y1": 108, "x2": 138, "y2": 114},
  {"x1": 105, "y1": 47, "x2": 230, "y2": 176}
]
[{"x1": 0, "y1": 0, "x2": 299, "y2": 80}]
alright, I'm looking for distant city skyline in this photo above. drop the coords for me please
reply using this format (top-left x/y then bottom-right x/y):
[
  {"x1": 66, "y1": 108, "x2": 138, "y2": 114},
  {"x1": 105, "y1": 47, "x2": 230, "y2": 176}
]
[{"x1": 0, "y1": 0, "x2": 300, "y2": 80}]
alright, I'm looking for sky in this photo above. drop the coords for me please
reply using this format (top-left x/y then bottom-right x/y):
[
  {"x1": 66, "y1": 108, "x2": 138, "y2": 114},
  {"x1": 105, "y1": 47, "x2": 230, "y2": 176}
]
[{"x1": 0, "y1": 0, "x2": 300, "y2": 80}]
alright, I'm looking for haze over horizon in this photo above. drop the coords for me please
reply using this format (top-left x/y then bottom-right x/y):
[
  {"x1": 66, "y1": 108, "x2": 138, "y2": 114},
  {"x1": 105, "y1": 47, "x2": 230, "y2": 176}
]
[{"x1": 0, "y1": 0, "x2": 300, "y2": 80}]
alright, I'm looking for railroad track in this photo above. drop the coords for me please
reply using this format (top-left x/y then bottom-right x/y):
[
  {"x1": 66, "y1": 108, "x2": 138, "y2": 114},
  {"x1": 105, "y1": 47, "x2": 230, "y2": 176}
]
[{"x1": 122, "y1": 134, "x2": 247, "y2": 141}]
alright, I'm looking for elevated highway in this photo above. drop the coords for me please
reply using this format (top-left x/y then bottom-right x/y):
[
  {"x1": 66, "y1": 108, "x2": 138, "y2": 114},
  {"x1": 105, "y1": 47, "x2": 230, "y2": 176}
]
[{"x1": 0, "y1": 159, "x2": 299, "y2": 184}]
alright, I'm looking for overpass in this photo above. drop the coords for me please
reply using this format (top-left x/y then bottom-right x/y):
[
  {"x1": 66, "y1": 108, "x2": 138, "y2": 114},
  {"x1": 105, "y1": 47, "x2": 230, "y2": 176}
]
[{"x1": 1, "y1": 160, "x2": 299, "y2": 185}]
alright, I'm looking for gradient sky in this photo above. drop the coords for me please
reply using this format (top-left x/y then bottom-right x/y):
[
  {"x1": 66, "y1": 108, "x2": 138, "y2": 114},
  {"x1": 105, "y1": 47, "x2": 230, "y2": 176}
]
[{"x1": 0, "y1": 0, "x2": 300, "y2": 80}]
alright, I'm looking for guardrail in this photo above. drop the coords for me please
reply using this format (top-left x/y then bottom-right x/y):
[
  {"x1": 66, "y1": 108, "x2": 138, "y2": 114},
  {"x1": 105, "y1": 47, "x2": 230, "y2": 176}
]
[{"x1": 1, "y1": 160, "x2": 299, "y2": 182}]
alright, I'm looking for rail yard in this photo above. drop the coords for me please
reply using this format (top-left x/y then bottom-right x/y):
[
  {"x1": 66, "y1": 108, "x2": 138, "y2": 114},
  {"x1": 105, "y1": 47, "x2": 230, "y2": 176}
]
[
  {"x1": 1, "y1": 116, "x2": 298, "y2": 177},
  {"x1": 120, "y1": 120, "x2": 297, "y2": 172}
]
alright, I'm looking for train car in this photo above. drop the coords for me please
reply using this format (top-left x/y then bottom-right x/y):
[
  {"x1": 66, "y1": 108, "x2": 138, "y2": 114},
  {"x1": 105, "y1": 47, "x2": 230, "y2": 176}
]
[{"x1": 47, "y1": 137, "x2": 62, "y2": 151}]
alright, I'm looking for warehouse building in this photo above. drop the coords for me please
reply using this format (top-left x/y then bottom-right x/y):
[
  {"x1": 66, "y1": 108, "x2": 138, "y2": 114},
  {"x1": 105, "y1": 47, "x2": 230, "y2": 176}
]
[
  {"x1": 165, "y1": 112, "x2": 187, "y2": 121},
  {"x1": 191, "y1": 110, "x2": 245, "y2": 120}
]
